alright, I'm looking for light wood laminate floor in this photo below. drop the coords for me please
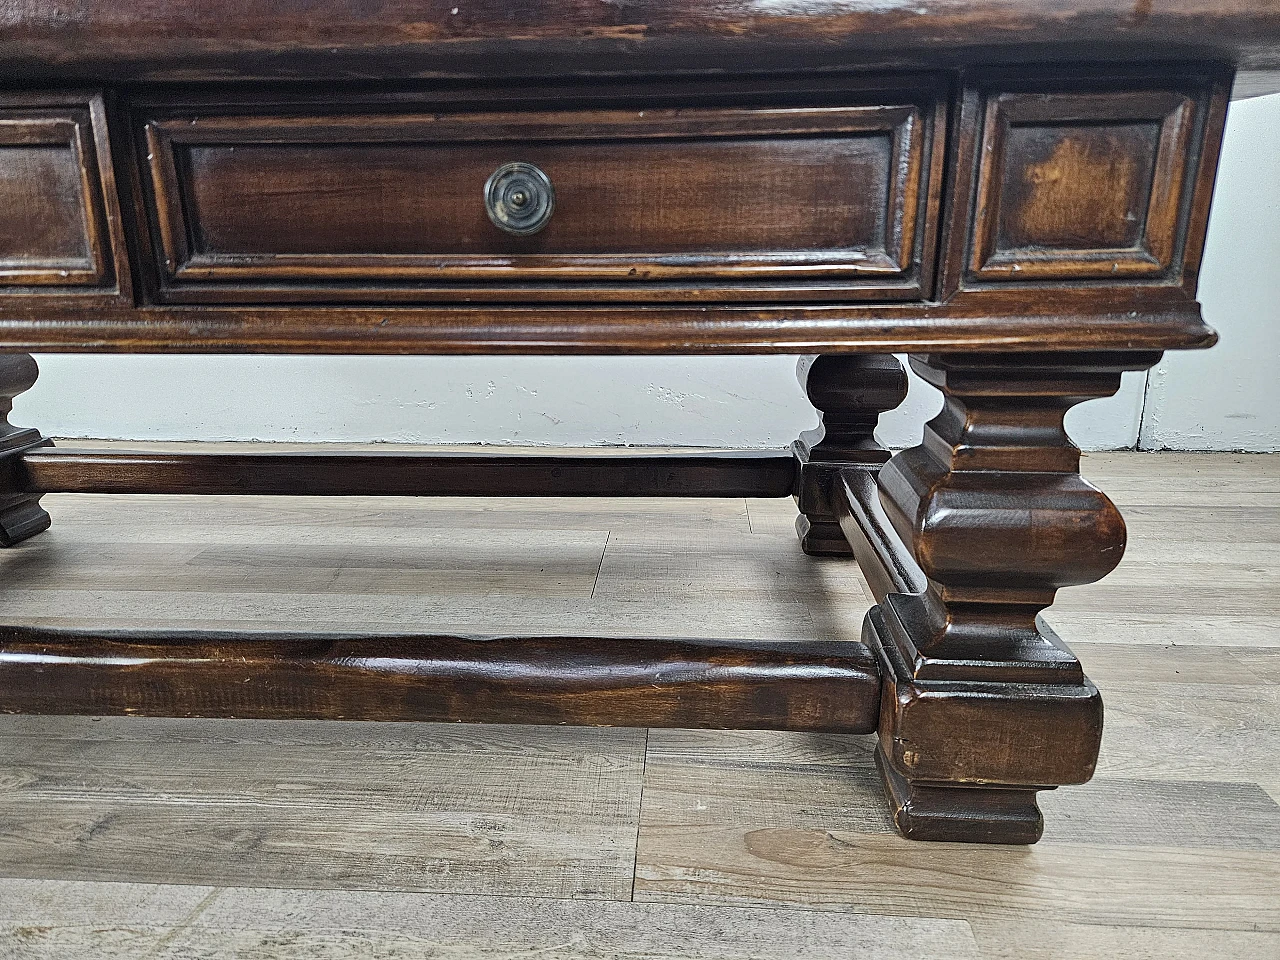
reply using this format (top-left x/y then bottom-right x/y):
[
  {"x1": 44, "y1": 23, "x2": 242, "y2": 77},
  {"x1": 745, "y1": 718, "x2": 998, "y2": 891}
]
[{"x1": 0, "y1": 447, "x2": 1277, "y2": 960}]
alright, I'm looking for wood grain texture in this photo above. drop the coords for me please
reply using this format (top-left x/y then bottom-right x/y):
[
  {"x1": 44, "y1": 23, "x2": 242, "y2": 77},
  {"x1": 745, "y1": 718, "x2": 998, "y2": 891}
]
[
  {"x1": 21, "y1": 447, "x2": 797, "y2": 498},
  {"x1": 0, "y1": 92, "x2": 130, "y2": 304},
  {"x1": 135, "y1": 86, "x2": 942, "y2": 304},
  {"x1": 834, "y1": 463, "x2": 928, "y2": 602},
  {"x1": 0, "y1": 468, "x2": 870, "y2": 643},
  {"x1": 0, "y1": 298, "x2": 1219, "y2": 354},
  {"x1": 877, "y1": 353, "x2": 1157, "y2": 676},
  {"x1": 0, "y1": 0, "x2": 1261, "y2": 862},
  {"x1": 967, "y1": 87, "x2": 1201, "y2": 282},
  {"x1": 969, "y1": 920, "x2": 1280, "y2": 960},
  {"x1": 0, "y1": 715, "x2": 647, "y2": 899},
  {"x1": 0, "y1": 69, "x2": 1232, "y2": 353},
  {"x1": 1, "y1": 0, "x2": 1280, "y2": 83},
  {"x1": 0, "y1": 878, "x2": 983, "y2": 960},
  {"x1": 0, "y1": 626, "x2": 883, "y2": 733},
  {"x1": 635, "y1": 731, "x2": 1280, "y2": 929},
  {"x1": 0, "y1": 122, "x2": 100, "y2": 281},
  {"x1": 856, "y1": 353, "x2": 1166, "y2": 841},
  {"x1": 938, "y1": 68, "x2": 1229, "y2": 300}
]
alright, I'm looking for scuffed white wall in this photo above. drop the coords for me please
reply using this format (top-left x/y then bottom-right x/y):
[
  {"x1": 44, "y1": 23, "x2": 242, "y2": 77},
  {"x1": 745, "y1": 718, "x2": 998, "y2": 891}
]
[
  {"x1": 12, "y1": 352, "x2": 1149, "y2": 451},
  {"x1": 17, "y1": 355, "x2": 816, "y2": 447},
  {"x1": 1139, "y1": 92, "x2": 1280, "y2": 452},
  {"x1": 13, "y1": 95, "x2": 1279, "y2": 452}
]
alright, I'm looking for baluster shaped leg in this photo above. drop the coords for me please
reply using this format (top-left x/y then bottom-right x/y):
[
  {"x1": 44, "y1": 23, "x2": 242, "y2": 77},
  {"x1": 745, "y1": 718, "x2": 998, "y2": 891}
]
[
  {"x1": 868, "y1": 351, "x2": 1159, "y2": 843},
  {"x1": 794, "y1": 354, "x2": 908, "y2": 555},
  {"x1": 0, "y1": 354, "x2": 52, "y2": 546}
]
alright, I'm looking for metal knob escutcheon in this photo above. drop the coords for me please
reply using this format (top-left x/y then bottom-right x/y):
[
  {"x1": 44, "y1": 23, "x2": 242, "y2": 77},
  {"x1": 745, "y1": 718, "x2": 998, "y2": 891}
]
[{"x1": 484, "y1": 161, "x2": 554, "y2": 236}]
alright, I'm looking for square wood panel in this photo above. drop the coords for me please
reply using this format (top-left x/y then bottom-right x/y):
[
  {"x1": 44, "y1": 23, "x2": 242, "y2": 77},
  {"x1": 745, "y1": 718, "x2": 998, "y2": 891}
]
[
  {"x1": 967, "y1": 89, "x2": 1198, "y2": 283},
  {"x1": 0, "y1": 95, "x2": 125, "y2": 296}
]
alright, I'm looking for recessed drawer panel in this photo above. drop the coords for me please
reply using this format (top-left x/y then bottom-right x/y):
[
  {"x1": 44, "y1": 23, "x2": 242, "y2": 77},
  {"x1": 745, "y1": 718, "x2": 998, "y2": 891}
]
[
  {"x1": 0, "y1": 95, "x2": 126, "y2": 298},
  {"x1": 138, "y1": 94, "x2": 944, "y2": 304},
  {"x1": 957, "y1": 80, "x2": 1214, "y2": 287}
]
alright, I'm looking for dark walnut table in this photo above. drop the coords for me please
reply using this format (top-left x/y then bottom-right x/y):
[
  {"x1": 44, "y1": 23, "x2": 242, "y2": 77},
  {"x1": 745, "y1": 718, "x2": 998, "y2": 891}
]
[{"x1": 2, "y1": 2, "x2": 1278, "y2": 844}]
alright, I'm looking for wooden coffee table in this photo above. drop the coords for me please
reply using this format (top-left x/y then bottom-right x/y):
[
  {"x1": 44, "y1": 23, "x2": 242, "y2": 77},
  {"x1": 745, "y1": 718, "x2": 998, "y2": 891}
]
[{"x1": 1, "y1": 1, "x2": 1276, "y2": 843}]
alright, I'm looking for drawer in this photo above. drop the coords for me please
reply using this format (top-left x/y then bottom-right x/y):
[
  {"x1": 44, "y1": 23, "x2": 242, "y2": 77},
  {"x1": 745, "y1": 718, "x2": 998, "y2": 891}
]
[
  {"x1": 136, "y1": 89, "x2": 944, "y2": 304},
  {"x1": 0, "y1": 93, "x2": 128, "y2": 299}
]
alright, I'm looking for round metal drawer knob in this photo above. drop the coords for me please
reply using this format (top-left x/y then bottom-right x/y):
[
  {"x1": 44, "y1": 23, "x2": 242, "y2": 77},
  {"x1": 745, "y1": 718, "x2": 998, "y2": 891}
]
[{"x1": 484, "y1": 161, "x2": 554, "y2": 236}]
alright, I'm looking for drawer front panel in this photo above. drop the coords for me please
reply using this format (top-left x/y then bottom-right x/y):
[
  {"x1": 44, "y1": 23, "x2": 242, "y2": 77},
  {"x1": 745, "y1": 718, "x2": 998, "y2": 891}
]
[
  {"x1": 139, "y1": 97, "x2": 943, "y2": 303},
  {"x1": 951, "y1": 77, "x2": 1219, "y2": 289},
  {"x1": 0, "y1": 96, "x2": 126, "y2": 297},
  {"x1": 181, "y1": 139, "x2": 888, "y2": 259}
]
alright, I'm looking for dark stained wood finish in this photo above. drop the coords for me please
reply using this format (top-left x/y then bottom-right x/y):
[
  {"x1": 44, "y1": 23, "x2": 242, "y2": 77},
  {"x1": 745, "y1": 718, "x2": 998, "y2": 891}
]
[
  {"x1": 0, "y1": 353, "x2": 51, "y2": 546},
  {"x1": 941, "y1": 68, "x2": 1231, "y2": 299},
  {"x1": 0, "y1": 93, "x2": 129, "y2": 302},
  {"x1": 0, "y1": 2, "x2": 1268, "y2": 844},
  {"x1": 0, "y1": 117, "x2": 101, "y2": 284},
  {"x1": 824, "y1": 366, "x2": 1116, "y2": 834},
  {"x1": 832, "y1": 464, "x2": 928, "y2": 603},
  {"x1": 792, "y1": 354, "x2": 908, "y2": 556},
  {"x1": 20, "y1": 447, "x2": 797, "y2": 498},
  {"x1": 863, "y1": 351, "x2": 1161, "y2": 842},
  {"x1": 137, "y1": 87, "x2": 943, "y2": 304},
  {"x1": 1, "y1": 1, "x2": 1280, "y2": 86},
  {"x1": 0, "y1": 70, "x2": 1229, "y2": 355},
  {"x1": 967, "y1": 84, "x2": 1206, "y2": 282},
  {"x1": 0, "y1": 299, "x2": 1219, "y2": 354},
  {"x1": 0, "y1": 626, "x2": 882, "y2": 734},
  {"x1": 877, "y1": 351, "x2": 1157, "y2": 681},
  {"x1": 875, "y1": 749, "x2": 1043, "y2": 845}
]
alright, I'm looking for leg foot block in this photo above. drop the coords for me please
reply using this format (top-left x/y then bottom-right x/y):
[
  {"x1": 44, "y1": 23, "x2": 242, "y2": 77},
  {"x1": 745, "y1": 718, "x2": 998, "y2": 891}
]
[
  {"x1": 875, "y1": 746, "x2": 1044, "y2": 844},
  {"x1": 795, "y1": 514, "x2": 853, "y2": 556},
  {"x1": 0, "y1": 495, "x2": 49, "y2": 547}
]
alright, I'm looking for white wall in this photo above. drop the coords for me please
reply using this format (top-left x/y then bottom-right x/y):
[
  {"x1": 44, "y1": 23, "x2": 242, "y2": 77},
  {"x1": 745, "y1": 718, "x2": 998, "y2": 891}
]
[
  {"x1": 10, "y1": 352, "x2": 1156, "y2": 452},
  {"x1": 1140, "y1": 92, "x2": 1280, "y2": 452},
  {"x1": 12, "y1": 95, "x2": 1280, "y2": 452}
]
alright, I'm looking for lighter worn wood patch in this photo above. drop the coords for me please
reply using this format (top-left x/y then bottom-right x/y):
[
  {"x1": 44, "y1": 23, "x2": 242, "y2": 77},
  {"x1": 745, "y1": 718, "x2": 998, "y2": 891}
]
[{"x1": 1004, "y1": 127, "x2": 1151, "y2": 251}]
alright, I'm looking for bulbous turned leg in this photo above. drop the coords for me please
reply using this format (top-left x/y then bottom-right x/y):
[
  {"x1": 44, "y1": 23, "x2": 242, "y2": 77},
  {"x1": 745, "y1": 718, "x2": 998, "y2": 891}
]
[
  {"x1": 0, "y1": 354, "x2": 52, "y2": 546},
  {"x1": 793, "y1": 354, "x2": 908, "y2": 556},
  {"x1": 867, "y1": 350, "x2": 1160, "y2": 843}
]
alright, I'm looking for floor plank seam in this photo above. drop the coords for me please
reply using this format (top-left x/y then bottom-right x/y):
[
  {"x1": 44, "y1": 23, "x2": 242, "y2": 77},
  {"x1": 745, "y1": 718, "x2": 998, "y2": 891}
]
[
  {"x1": 631, "y1": 727, "x2": 650, "y2": 903},
  {"x1": 589, "y1": 530, "x2": 610, "y2": 601}
]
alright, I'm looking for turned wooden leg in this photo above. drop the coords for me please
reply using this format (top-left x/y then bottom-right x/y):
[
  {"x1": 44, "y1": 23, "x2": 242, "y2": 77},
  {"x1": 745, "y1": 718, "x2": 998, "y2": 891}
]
[
  {"x1": 0, "y1": 354, "x2": 52, "y2": 546},
  {"x1": 793, "y1": 354, "x2": 908, "y2": 556},
  {"x1": 867, "y1": 351, "x2": 1160, "y2": 843}
]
